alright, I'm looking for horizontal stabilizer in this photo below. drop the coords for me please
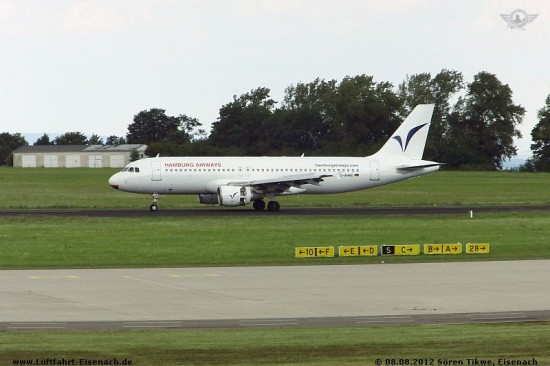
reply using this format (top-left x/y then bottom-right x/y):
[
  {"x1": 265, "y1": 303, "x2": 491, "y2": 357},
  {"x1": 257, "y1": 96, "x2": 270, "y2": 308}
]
[{"x1": 397, "y1": 161, "x2": 444, "y2": 171}]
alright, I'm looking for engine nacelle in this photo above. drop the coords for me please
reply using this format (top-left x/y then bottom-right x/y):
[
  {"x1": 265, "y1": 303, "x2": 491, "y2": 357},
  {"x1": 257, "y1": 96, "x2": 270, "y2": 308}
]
[
  {"x1": 198, "y1": 193, "x2": 219, "y2": 205},
  {"x1": 217, "y1": 185, "x2": 254, "y2": 207}
]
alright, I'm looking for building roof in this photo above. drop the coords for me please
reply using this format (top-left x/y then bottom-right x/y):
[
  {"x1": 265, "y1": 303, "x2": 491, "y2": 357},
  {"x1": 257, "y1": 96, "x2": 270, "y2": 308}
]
[
  {"x1": 83, "y1": 144, "x2": 146, "y2": 152},
  {"x1": 13, "y1": 145, "x2": 88, "y2": 153},
  {"x1": 13, "y1": 144, "x2": 147, "y2": 154}
]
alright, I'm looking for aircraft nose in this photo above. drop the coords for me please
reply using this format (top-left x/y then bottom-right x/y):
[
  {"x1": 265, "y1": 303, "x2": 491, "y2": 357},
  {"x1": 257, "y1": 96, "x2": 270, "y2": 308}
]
[{"x1": 109, "y1": 174, "x2": 121, "y2": 189}]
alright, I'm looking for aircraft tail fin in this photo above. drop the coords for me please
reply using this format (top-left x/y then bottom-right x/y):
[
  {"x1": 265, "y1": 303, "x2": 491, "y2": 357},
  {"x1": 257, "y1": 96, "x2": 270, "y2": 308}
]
[{"x1": 376, "y1": 104, "x2": 435, "y2": 159}]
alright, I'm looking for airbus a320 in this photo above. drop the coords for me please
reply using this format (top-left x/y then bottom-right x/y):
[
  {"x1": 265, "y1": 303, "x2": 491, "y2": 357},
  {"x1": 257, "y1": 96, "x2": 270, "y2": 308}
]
[{"x1": 108, "y1": 104, "x2": 442, "y2": 212}]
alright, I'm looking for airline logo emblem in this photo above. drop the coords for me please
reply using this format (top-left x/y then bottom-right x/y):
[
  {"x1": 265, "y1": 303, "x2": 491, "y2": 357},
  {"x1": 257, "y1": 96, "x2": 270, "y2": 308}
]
[
  {"x1": 500, "y1": 9, "x2": 538, "y2": 30},
  {"x1": 393, "y1": 123, "x2": 428, "y2": 152}
]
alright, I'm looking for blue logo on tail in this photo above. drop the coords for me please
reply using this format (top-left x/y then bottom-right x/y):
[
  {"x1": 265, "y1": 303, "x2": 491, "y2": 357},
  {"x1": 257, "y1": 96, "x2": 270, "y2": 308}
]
[{"x1": 392, "y1": 123, "x2": 428, "y2": 152}]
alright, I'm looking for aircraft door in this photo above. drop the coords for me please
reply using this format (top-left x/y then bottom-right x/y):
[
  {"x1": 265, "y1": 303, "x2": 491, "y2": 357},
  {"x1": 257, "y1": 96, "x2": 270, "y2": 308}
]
[
  {"x1": 152, "y1": 161, "x2": 162, "y2": 181},
  {"x1": 369, "y1": 161, "x2": 380, "y2": 181}
]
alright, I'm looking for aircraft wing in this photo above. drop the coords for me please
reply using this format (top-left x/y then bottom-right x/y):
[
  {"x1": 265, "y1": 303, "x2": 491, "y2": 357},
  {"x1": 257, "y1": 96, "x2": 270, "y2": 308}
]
[{"x1": 227, "y1": 173, "x2": 332, "y2": 194}]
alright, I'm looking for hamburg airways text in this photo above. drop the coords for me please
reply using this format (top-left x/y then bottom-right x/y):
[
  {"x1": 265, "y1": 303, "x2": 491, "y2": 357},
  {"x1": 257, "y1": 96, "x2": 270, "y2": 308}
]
[{"x1": 164, "y1": 162, "x2": 222, "y2": 168}]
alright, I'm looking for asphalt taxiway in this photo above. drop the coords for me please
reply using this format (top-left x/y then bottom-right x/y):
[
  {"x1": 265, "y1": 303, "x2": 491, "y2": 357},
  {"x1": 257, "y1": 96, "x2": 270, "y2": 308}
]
[
  {"x1": 1, "y1": 261, "x2": 549, "y2": 331},
  {"x1": 2, "y1": 205, "x2": 550, "y2": 217}
]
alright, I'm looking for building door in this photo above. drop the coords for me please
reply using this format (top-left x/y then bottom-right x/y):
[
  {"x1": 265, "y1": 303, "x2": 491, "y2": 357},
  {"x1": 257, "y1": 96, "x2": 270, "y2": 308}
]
[
  {"x1": 22, "y1": 155, "x2": 36, "y2": 168},
  {"x1": 88, "y1": 155, "x2": 101, "y2": 168},
  {"x1": 44, "y1": 155, "x2": 59, "y2": 168}
]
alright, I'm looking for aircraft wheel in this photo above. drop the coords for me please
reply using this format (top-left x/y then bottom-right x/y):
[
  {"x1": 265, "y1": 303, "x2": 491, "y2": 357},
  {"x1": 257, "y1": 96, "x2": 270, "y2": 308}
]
[
  {"x1": 253, "y1": 200, "x2": 266, "y2": 211},
  {"x1": 149, "y1": 203, "x2": 159, "y2": 212},
  {"x1": 267, "y1": 201, "x2": 280, "y2": 212}
]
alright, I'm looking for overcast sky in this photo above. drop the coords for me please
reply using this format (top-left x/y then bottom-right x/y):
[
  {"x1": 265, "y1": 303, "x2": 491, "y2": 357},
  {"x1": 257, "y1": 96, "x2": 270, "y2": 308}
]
[{"x1": 1, "y1": 0, "x2": 548, "y2": 158}]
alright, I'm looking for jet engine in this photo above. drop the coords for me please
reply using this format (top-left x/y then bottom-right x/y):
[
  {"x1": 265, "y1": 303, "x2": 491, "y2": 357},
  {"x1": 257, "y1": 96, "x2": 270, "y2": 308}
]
[
  {"x1": 198, "y1": 194, "x2": 219, "y2": 205},
  {"x1": 217, "y1": 185, "x2": 255, "y2": 207}
]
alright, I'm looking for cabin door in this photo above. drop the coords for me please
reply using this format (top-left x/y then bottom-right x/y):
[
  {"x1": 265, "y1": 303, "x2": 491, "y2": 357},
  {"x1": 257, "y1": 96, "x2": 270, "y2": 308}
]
[
  {"x1": 369, "y1": 161, "x2": 380, "y2": 181},
  {"x1": 152, "y1": 161, "x2": 162, "y2": 181}
]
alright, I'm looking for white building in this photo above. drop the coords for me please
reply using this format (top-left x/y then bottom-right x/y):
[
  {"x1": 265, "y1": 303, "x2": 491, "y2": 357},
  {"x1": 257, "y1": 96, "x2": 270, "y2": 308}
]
[{"x1": 12, "y1": 144, "x2": 147, "y2": 168}]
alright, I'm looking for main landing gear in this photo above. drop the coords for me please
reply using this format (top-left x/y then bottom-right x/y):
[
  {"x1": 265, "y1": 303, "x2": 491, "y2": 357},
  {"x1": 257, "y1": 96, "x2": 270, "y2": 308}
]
[{"x1": 253, "y1": 200, "x2": 280, "y2": 212}]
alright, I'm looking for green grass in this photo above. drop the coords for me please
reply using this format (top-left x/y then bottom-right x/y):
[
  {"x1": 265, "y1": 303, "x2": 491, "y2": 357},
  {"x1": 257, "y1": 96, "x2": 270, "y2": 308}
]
[
  {"x1": 1, "y1": 323, "x2": 549, "y2": 365},
  {"x1": 1, "y1": 168, "x2": 550, "y2": 209},
  {"x1": 1, "y1": 212, "x2": 550, "y2": 269}
]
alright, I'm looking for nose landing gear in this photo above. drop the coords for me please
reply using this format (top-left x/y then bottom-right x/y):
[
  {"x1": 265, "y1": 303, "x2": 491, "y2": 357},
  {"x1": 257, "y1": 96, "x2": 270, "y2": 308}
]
[{"x1": 150, "y1": 193, "x2": 159, "y2": 212}]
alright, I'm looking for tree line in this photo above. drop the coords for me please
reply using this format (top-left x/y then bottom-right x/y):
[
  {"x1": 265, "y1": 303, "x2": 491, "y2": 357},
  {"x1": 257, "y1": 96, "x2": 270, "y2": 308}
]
[{"x1": 2, "y1": 69, "x2": 550, "y2": 171}]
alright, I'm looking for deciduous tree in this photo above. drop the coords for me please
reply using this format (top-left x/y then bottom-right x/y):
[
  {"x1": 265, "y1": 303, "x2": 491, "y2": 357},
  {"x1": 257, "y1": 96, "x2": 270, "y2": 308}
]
[
  {"x1": 528, "y1": 94, "x2": 550, "y2": 171},
  {"x1": 0, "y1": 132, "x2": 28, "y2": 165},
  {"x1": 448, "y1": 72, "x2": 525, "y2": 169},
  {"x1": 54, "y1": 132, "x2": 88, "y2": 145}
]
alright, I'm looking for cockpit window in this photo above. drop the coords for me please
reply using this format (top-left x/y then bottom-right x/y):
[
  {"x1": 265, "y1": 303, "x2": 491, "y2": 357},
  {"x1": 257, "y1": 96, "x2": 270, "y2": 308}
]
[{"x1": 122, "y1": 166, "x2": 139, "y2": 173}]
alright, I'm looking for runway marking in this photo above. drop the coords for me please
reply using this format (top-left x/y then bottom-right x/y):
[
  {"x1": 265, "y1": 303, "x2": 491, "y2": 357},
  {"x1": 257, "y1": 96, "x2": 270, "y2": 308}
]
[
  {"x1": 29, "y1": 275, "x2": 79, "y2": 280},
  {"x1": 10, "y1": 322, "x2": 68, "y2": 325},
  {"x1": 8, "y1": 326, "x2": 67, "y2": 330},
  {"x1": 123, "y1": 325, "x2": 181, "y2": 329},
  {"x1": 2, "y1": 311, "x2": 549, "y2": 331},
  {"x1": 122, "y1": 275, "x2": 315, "y2": 315},
  {"x1": 356, "y1": 319, "x2": 415, "y2": 324},
  {"x1": 123, "y1": 321, "x2": 182, "y2": 329},
  {"x1": 122, "y1": 275, "x2": 252, "y2": 302},
  {"x1": 7, "y1": 322, "x2": 68, "y2": 330},
  {"x1": 240, "y1": 322, "x2": 299, "y2": 327},
  {"x1": 167, "y1": 274, "x2": 220, "y2": 278},
  {"x1": 122, "y1": 276, "x2": 198, "y2": 292},
  {"x1": 240, "y1": 319, "x2": 299, "y2": 327}
]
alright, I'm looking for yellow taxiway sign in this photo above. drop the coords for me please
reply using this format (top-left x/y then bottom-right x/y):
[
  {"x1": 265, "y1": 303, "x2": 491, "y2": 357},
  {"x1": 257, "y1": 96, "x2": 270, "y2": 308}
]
[
  {"x1": 424, "y1": 243, "x2": 463, "y2": 255},
  {"x1": 338, "y1": 245, "x2": 378, "y2": 257},
  {"x1": 381, "y1": 244, "x2": 420, "y2": 256},
  {"x1": 295, "y1": 246, "x2": 335, "y2": 258},
  {"x1": 466, "y1": 243, "x2": 490, "y2": 254}
]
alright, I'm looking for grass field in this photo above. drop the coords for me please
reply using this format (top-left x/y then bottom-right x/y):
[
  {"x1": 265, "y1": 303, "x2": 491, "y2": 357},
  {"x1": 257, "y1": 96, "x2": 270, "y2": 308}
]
[
  {"x1": 1, "y1": 168, "x2": 550, "y2": 209},
  {"x1": 1, "y1": 323, "x2": 549, "y2": 365},
  {"x1": 1, "y1": 212, "x2": 550, "y2": 269},
  {"x1": 1, "y1": 168, "x2": 549, "y2": 365}
]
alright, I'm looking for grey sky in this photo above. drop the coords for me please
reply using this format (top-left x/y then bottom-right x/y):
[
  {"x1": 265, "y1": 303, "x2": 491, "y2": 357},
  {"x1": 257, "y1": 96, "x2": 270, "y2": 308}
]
[{"x1": 1, "y1": 0, "x2": 548, "y2": 158}]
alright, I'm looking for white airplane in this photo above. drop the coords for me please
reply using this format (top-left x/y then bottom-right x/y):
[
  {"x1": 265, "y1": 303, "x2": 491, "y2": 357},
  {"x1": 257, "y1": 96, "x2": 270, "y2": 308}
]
[{"x1": 109, "y1": 104, "x2": 441, "y2": 211}]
